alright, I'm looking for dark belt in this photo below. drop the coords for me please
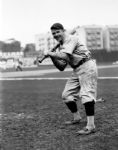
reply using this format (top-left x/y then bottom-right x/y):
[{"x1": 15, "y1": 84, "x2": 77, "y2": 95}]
[{"x1": 73, "y1": 57, "x2": 91, "y2": 69}]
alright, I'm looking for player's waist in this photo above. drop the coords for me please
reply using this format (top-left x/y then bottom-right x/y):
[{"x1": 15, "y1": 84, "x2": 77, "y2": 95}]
[{"x1": 72, "y1": 57, "x2": 92, "y2": 69}]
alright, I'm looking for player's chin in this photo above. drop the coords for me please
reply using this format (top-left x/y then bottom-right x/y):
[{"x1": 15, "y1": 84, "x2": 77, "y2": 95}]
[{"x1": 55, "y1": 37, "x2": 61, "y2": 42}]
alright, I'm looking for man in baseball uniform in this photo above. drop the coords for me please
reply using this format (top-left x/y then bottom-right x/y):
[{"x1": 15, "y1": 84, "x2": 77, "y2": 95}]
[{"x1": 44, "y1": 23, "x2": 98, "y2": 135}]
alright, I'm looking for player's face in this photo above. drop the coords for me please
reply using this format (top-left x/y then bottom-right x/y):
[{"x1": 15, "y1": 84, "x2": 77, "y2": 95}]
[{"x1": 51, "y1": 29, "x2": 64, "y2": 43}]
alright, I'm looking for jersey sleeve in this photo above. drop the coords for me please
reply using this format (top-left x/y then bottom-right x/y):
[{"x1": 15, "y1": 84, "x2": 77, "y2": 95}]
[{"x1": 61, "y1": 36, "x2": 78, "y2": 55}]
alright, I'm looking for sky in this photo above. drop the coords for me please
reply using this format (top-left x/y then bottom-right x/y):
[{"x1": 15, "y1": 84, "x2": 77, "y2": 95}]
[{"x1": 0, "y1": 0, "x2": 118, "y2": 46}]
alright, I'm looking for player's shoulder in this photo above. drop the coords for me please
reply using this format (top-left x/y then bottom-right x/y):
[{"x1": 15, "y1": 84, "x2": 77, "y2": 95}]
[{"x1": 65, "y1": 33, "x2": 78, "y2": 43}]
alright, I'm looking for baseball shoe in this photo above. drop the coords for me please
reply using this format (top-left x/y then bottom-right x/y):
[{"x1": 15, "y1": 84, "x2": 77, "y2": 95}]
[
  {"x1": 64, "y1": 118, "x2": 81, "y2": 125},
  {"x1": 76, "y1": 127, "x2": 96, "y2": 135}
]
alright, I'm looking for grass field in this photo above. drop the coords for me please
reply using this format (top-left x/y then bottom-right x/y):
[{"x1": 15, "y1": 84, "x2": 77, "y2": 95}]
[{"x1": 0, "y1": 64, "x2": 118, "y2": 150}]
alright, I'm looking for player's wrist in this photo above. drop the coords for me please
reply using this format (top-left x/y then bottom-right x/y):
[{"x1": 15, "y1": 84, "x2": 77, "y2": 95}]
[{"x1": 45, "y1": 51, "x2": 54, "y2": 57}]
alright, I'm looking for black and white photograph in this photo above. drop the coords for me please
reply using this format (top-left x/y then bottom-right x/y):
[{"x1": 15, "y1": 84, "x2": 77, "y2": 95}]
[{"x1": 0, "y1": 0, "x2": 118, "y2": 149}]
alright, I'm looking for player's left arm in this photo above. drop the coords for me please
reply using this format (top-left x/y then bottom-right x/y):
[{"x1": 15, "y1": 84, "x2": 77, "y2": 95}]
[
  {"x1": 48, "y1": 52, "x2": 68, "y2": 71},
  {"x1": 47, "y1": 37, "x2": 78, "y2": 60},
  {"x1": 47, "y1": 51, "x2": 68, "y2": 60},
  {"x1": 50, "y1": 57, "x2": 67, "y2": 71}
]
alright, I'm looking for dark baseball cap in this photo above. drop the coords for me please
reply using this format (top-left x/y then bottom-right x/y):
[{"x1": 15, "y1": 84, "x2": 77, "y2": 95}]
[{"x1": 50, "y1": 23, "x2": 64, "y2": 30}]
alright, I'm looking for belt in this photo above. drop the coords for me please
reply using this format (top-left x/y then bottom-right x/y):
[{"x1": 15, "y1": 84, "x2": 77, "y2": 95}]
[{"x1": 73, "y1": 57, "x2": 91, "y2": 69}]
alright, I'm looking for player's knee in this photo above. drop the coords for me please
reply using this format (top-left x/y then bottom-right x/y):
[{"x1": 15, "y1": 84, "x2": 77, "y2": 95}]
[
  {"x1": 62, "y1": 93, "x2": 74, "y2": 102},
  {"x1": 62, "y1": 94, "x2": 77, "y2": 113}
]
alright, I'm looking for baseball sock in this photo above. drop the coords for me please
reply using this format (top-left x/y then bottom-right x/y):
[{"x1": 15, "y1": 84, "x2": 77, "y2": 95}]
[
  {"x1": 84, "y1": 101, "x2": 95, "y2": 129},
  {"x1": 65, "y1": 101, "x2": 81, "y2": 120},
  {"x1": 86, "y1": 116, "x2": 95, "y2": 129},
  {"x1": 65, "y1": 101, "x2": 78, "y2": 113}
]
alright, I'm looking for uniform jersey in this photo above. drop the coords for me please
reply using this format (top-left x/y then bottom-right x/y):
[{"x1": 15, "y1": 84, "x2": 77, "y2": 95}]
[
  {"x1": 56, "y1": 33, "x2": 98, "y2": 104},
  {"x1": 58, "y1": 33, "x2": 91, "y2": 68}
]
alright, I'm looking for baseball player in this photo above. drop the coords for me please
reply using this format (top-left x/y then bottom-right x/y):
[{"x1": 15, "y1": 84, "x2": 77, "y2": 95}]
[
  {"x1": 14, "y1": 59, "x2": 23, "y2": 71},
  {"x1": 43, "y1": 23, "x2": 98, "y2": 135}
]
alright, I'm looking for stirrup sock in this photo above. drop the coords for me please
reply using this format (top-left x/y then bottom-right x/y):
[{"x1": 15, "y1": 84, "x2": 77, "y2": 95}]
[
  {"x1": 65, "y1": 101, "x2": 78, "y2": 113},
  {"x1": 84, "y1": 101, "x2": 95, "y2": 116}
]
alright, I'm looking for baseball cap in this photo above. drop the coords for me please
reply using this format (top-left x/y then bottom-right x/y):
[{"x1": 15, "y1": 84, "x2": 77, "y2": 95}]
[{"x1": 50, "y1": 23, "x2": 64, "y2": 30}]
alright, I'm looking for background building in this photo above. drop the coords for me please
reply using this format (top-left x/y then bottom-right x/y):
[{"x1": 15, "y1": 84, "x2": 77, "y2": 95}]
[
  {"x1": 35, "y1": 32, "x2": 57, "y2": 51},
  {"x1": 103, "y1": 25, "x2": 118, "y2": 52},
  {"x1": 76, "y1": 25, "x2": 104, "y2": 50},
  {"x1": 35, "y1": 33, "x2": 47, "y2": 51}
]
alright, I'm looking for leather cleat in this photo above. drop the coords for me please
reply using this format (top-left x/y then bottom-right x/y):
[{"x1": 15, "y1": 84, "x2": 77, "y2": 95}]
[
  {"x1": 76, "y1": 127, "x2": 96, "y2": 135},
  {"x1": 64, "y1": 119, "x2": 81, "y2": 125}
]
